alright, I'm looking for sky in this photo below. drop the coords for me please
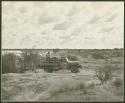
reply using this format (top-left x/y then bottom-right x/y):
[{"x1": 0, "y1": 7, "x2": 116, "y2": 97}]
[{"x1": 2, "y1": 1, "x2": 124, "y2": 49}]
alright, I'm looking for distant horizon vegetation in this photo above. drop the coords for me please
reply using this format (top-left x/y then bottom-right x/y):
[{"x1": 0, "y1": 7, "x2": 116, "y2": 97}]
[{"x1": 1, "y1": 48, "x2": 124, "y2": 51}]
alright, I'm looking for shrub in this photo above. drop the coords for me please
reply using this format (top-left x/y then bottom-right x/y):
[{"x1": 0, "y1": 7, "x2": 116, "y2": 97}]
[
  {"x1": 116, "y1": 51, "x2": 123, "y2": 57},
  {"x1": 2, "y1": 53, "x2": 17, "y2": 73},
  {"x1": 112, "y1": 78, "x2": 123, "y2": 88},
  {"x1": 2, "y1": 88, "x2": 11, "y2": 100},
  {"x1": 53, "y1": 49, "x2": 59, "y2": 53},
  {"x1": 96, "y1": 64, "x2": 113, "y2": 85},
  {"x1": 67, "y1": 55, "x2": 78, "y2": 61},
  {"x1": 92, "y1": 52, "x2": 105, "y2": 59},
  {"x1": 46, "y1": 79, "x2": 87, "y2": 97},
  {"x1": 19, "y1": 50, "x2": 41, "y2": 72}
]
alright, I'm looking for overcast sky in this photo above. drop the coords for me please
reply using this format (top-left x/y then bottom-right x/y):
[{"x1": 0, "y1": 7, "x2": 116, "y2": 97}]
[{"x1": 2, "y1": 1, "x2": 124, "y2": 49}]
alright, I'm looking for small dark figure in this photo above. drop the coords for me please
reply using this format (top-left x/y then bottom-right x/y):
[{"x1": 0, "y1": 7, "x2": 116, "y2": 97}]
[{"x1": 46, "y1": 52, "x2": 50, "y2": 58}]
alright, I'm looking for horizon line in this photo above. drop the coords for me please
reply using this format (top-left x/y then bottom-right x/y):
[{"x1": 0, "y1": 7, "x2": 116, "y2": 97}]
[{"x1": 1, "y1": 48, "x2": 124, "y2": 50}]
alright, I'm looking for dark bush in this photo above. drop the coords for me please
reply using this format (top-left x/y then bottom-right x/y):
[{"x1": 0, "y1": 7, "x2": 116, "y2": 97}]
[
  {"x1": 96, "y1": 64, "x2": 113, "y2": 85},
  {"x1": 2, "y1": 53, "x2": 17, "y2": 73},
  {"x1": 112, "y1": 78, "x2": 123, "y2": 88},
  {"x1": 67, "y1": 55, "x2": 78, "y2": 61},
  {"x1": 92, "y1": 52, "x2": 105, "y2": 59},
  {"x1": 19, "y1": 50, "x2": 41, "y2": 72},
  {"x1": 115, "y1": 51, "x2": 123, "y2": 57},
  {"x1": 53, "y1": 49, "x2": 59, "y2": 53}
]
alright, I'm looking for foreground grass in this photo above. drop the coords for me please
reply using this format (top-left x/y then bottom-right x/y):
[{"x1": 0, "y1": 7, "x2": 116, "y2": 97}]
[{"x1": 2, "y1": 69, "x2": 124, "y2": 101}]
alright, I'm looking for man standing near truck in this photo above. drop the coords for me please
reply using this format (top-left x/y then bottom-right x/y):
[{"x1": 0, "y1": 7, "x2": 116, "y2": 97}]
[{"x1": 46, "y1": 51, "x2": 50, "y2": 62}]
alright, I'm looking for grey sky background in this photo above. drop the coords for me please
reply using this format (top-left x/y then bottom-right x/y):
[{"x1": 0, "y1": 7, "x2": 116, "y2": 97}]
[{"x1": 2, "y1": 1, "x2": 124, "y2": 49}]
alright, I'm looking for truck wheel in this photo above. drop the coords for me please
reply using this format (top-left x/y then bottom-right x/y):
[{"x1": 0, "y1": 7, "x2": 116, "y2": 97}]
[
  {"x1": 44, "y1": 68, "x2": 53, "y2": 73},
  {"x1": 70, "y1": 67, "x2": 79, "y2": 73}
]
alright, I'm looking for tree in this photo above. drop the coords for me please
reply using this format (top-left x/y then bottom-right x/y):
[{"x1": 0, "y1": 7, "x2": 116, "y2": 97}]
[{"x1": 2, "y1": 53, "x2": 17, "y2": 73}]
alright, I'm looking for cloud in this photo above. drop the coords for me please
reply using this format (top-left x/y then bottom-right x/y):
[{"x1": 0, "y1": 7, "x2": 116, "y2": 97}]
[
  {"x1": 84, "y1": 37, "x2": 94, "y2": 40},
  {"x1": 33, "y1": 2, "x2": 45, "y2": 8},
  {"x1": 38, "y1": 12, "x2": 56, "y2": 25},
  {"x1": 105, "y1": 13, "x2": 117, "y2": 22},
  {"x1": 67, "y1": 6, "x2": 78, "y2": 17},
  {"x1": 2, "y1": 2, "x2": 15, "y2": 14},
  {"x1": 2, "y1": 2, "x2": 124, "y2": 49},
  {"x1": 88, "y1": 14, "x2": 102, "y2": 24},
  {"x1": 100, "y1": 27, "x2": 114, "y2": 33},
  {"x1": 60, "y1": 35, "x2": 73, "y2": 43},
  {"x1": 58, "y1": 27, "x2": 82, "y2": 43},
  {"x1": 69, "y1": 28, "x2": 81, "y2": 38},
  {"x1": 19, "y1": 6, "x2": 27, "y2": 14},
  {"x1": 90, "y1": 2, "x2": 106, "y2": 9},
  {"x1": 53, "y1": 21, "x2": 71, "y2": 30}
]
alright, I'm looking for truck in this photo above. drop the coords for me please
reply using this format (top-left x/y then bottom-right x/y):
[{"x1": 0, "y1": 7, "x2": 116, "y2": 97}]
[{"x1": 42, "y1": 52, "x2": 82, "y2": 73}]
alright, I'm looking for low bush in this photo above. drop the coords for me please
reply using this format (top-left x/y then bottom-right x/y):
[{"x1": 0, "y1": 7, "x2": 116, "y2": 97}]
[
  {"x1": 92, "y1": 52, "x2": 105, "y2": 59},
  {"x1": 112, "y1": 78, "x2": 123, "y2": 88},
  {"x1": 96, "y1": 64, "x2": 113, "y2": 85},
  {"x1": 67, "y1": 55, "x2": 78, "y2": 61},
  {"x1": 44, "y1": 79, "x2": 88, "y2": 97}
]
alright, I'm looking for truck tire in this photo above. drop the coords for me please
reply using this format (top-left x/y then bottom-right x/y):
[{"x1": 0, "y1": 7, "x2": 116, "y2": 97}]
[
  {"x1": 44, "y1": 66, "x2": 53, "y2": 73},
  {"x1": 70, "y1": 67, "x2": 79, "y2": 73}
]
